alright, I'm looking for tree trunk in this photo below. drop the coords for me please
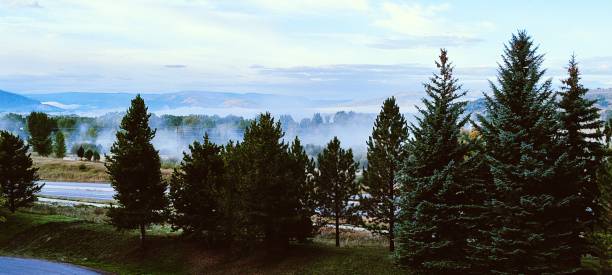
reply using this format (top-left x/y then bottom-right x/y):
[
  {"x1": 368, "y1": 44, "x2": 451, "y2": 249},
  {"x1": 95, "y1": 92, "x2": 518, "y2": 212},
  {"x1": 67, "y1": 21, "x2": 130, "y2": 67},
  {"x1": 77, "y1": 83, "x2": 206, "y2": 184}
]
[
  {"x1": 335, "y1": 214, "x2": 340, "y2": 247},
  {"x1": 389, "y1": 219, "x2": 395, "y2": 251},
  {"x1": 139, "y1": 224, "x2": 146, "y2": 248},
  {"x1": 389, "y1": 169, "x2": 395, "y2": 252},
  {"x1": 9, "y1": 199, "x2": 15, "y2": 213}
]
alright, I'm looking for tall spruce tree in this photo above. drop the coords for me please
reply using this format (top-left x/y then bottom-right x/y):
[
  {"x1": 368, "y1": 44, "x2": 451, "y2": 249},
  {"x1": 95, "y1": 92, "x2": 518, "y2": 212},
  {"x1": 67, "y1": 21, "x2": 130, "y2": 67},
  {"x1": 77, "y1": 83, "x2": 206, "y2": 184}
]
[
  {"x1": 106, "y1": 95, "x2": 168, "y2": 247},
  {"x1": 0, "y1": 131, "x2": 41, "y2": 213},
  {"x1": 239, "y1": 113, "x2": 301, "y2": 248},
  {"x1": 594, "y1": 143, "x2": 612, "y2": 274},
  {"x1": 315, "y1": 136, "x2": 359, "y2": 247},
  {"x1": 475, "y1": 31, "x2": 566, "y2": 273},
  {"x1": 169, "y1": 134, "x2": 225, "y2": 240},
  {"x1": 556, "y1": 56, "x2": 604, "y2": 270},
  {"x1": 395, "y1": 49, "x2": 488, "y2": 273},
  {"x1": 53, "y1": 131, "x2": 66, "y2": 158},
  {"x1": 26, "y1": 112, "x2": 55, "y2": 156},
  {"x1": 360, "y1": 97, "x2": 408, "y2": 251}
]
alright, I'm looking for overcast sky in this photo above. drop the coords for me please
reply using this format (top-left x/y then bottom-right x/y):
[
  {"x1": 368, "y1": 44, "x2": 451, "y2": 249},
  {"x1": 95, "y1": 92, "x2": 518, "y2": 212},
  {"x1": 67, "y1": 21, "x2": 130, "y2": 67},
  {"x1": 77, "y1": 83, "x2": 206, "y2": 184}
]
[{"x1": 1, "y1": 0, "x2": 611, "y2": 99}]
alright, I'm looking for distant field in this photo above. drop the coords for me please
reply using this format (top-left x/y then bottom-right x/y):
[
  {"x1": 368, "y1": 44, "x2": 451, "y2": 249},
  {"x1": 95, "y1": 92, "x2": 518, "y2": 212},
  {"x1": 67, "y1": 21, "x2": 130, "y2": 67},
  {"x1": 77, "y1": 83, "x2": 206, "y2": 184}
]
[
  {"x1": 33, "y1": 156, "x2": 174, "y2": 183},
  {"x1": 0, "y1": 205, "x2": 404, "y2": 275}
]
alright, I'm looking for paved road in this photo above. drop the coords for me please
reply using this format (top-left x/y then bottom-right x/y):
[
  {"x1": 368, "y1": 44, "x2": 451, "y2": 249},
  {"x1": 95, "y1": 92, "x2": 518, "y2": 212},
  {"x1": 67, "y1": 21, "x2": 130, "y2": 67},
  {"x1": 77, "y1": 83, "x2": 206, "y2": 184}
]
[
  {"x1": 0, "y1": 257, "x2": 101, "y2": 274},
  {"x1": 37, "y1": 181, "x2": 114, "y2": 201}
]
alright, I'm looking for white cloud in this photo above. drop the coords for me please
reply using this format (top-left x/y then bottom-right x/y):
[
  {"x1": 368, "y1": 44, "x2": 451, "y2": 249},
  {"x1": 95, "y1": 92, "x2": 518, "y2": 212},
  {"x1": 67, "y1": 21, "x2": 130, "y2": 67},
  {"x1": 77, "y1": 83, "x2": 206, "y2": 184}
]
[
  {"x1": 247, "y1": 0, "x2": 369, "y2": 13},
  {"x1": 0, "y1": 0, "x2": 42, "y2": 8},
  {"x1": 374, "y1": 2, "x2": 493, "y2": 37}
]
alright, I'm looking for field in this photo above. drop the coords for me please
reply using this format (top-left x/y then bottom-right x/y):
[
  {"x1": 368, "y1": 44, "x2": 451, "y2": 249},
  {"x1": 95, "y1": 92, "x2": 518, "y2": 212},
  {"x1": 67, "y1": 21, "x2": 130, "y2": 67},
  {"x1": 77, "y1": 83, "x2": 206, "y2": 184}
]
[
  {"x1": 33, "y1": 156, "x2": 174, "y2": 182},
  {"x1": 0, "y1": 204, "x2": 405, "y2": 275}
]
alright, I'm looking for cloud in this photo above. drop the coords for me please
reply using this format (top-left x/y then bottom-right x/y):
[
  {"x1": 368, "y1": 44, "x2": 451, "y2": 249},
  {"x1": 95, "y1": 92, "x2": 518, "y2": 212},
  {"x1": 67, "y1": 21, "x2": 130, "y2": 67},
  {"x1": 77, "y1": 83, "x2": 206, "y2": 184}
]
[
  {"x1": 247, "y1": 0, "x2": 369, "y2": 13},
  {"x1": 164, "y1": 64, "x2": 187, "y2": 69},
  {"x1": 369, "y1": 35, "x2": 483, "y2": 49},
  {"x1": 251, "y1": 63, "x2": 495, "y2": 98},
  {"x1": 373, "y1": 2, "x2": 493, "y2": 41},
  {"x1": 0, "y1": 0, "x2": 42, "y2": 8}
]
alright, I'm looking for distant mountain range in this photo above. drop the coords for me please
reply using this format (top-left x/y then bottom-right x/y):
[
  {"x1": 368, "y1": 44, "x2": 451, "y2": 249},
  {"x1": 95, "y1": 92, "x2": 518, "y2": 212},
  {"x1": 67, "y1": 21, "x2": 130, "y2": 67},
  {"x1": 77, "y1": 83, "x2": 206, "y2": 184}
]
[
  {"x1": 0, "y1": 88, "x2": 611, "y2": 117},
  {"x1": 0, "y1": 90, "x2": 62, "y2": 113}
]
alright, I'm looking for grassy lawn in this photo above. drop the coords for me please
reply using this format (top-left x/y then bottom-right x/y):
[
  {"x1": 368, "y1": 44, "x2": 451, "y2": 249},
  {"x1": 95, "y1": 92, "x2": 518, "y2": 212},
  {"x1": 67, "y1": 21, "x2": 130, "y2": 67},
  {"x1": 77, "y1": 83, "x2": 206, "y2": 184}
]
[
  {"x1": 33, "y1": 156, "x2": 173, "y2": 183},
  {"x1": 0, "y1": 206, "x2": 405, "y2": 274}
]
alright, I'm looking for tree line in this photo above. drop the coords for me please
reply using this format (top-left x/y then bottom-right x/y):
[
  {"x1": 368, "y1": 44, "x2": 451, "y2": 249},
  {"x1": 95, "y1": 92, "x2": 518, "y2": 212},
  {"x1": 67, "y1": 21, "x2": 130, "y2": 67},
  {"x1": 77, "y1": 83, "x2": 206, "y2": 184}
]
[{"x1": 0, "y1": 31, "x2": 610, "y2": 273}]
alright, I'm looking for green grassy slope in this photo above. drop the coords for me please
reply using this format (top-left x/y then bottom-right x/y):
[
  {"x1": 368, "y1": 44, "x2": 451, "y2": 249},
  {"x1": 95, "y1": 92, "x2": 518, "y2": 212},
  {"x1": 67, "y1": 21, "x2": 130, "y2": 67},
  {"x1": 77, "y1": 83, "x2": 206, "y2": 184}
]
[{"x1": 0, "y1": 207, "x2": 404, "y2": 274}]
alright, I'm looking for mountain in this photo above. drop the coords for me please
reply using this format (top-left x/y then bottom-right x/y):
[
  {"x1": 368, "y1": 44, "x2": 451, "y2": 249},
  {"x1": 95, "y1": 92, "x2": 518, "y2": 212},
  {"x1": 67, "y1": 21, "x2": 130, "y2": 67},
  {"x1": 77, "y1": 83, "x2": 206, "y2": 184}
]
[
  {"x1": 25, "y1": 91, "x2": 348, "y2": 116},
  {"x1": 0, "y1": 90, "x2": 62, "y2": 113},
  {"x1": 17, "y1": 88, "x2": 612, "y2": 118}
]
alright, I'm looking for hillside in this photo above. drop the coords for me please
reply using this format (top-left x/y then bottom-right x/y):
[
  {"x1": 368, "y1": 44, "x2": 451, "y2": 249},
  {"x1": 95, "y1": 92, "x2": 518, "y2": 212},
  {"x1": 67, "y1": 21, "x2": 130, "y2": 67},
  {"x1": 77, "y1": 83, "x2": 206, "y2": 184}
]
[{"x1": 0, "y1": 90, "x2": 61, "y2": 113}]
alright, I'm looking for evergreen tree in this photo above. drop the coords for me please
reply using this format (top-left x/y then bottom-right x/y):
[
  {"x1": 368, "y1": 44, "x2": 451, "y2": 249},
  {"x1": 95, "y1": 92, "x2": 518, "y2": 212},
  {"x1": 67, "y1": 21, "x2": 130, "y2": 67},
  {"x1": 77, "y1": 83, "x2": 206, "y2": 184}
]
[
  {"x1": 77, "y1": 145, "x2": 85, "y2": 160},
  {"x1": 93, "y1": 151, "x2": 100, "y2": 162},
  {"x1": 315, "y1": 136, "x2": 359, "y2": 247},
  {"x1": 555, "y1": 56, "x2": 605, "y2": 270},
  {"x1": 239, "y1": 113, "x2": 301, "y2": 248},
  {"x1": 0, "y1": 131, "x2": 41, "y2": 213},
  {"x1": 0, "y1": 188, "x2": 5, "y2": 222},
  {"x1": 360, "y1": 96, "x2": 408, "y2": 251},
  {"x1": 53, "y1": 131, "x2": 66, "y2": 158},
  {"x1": 475, "y1": 31, "x2": 566, "y2": 273},
  {"x1": 169, "y1": 134, "x2": 225, "y2": 240},
  {"x1": 84, "y1": 149, "x2": 93, "y2": 161},
  {"x1": 395, "y1": 49, "x2": 488, "y2": 273},
  {"x1": 26, "y1": 112, "x2": 56, "y2": 156},
  {"x1": 219, "y1": 140, "x2": 245, "y2": 245},
  {"x1": 288, "y1": 137, "x2": 317, "y2": 241},
  {"x1": 594, "y1": 147, "x2": 612, "y2": 274},
  {"x1": 106, "y1": 95, "x2": 168, "y2": 247}
]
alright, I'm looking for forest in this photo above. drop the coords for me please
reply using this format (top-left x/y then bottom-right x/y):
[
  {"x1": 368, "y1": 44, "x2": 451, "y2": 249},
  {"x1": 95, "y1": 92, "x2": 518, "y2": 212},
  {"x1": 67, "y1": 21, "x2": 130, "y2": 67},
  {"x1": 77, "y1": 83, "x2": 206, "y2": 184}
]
[{"x1": 0, "y1": 31, "x2": 611, "y2": 274}]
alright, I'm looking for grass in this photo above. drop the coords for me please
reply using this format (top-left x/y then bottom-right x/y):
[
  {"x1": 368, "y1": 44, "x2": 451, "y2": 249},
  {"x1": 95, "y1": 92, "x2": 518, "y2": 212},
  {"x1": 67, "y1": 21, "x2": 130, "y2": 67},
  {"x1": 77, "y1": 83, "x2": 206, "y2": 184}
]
[
  {"x1": 33, "y1": 156, "x2": 174, "y2": 183},
  {"x1": 0, "y1": 206, "x2": 405, "y2": 274}
]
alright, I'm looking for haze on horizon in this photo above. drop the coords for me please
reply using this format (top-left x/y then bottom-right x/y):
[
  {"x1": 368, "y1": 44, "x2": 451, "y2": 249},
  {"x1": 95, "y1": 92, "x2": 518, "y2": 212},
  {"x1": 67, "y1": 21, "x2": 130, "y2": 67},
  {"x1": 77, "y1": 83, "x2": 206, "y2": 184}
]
[{"x1": 1, "y1": 0, "x2": 612, "y2": 101}]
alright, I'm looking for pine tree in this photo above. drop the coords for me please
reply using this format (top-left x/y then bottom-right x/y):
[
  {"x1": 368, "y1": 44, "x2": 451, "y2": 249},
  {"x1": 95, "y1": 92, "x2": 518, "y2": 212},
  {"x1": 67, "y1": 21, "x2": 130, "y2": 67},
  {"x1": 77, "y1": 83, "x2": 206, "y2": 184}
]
[
  {"x1": 555, "y1": 56, "x2": 605, "y2": 270},
  {"x1": 395, "y1": 49, "x2": 488, "y2": 273},
  {"x1": 0, "y1": 130, "x2": 41, "y2": 213},
  {"x1": 84, "y1": 149, "x2": 93, "y2": 161},
  {"x1": 288, "y1": 137, "x2": 317, "y2": 241},
  {"x1": 53, "y1": 131, "x2": 66, "y2": 158},
  {"x1": 169, "y1": 134, "x2": 225, "y2": 240},
  {"x1": 77, "y1": 145, "x2": 85, "y2": 160},
  {"x1": 26, "y1": 112, "x2": 55, "y2": 156},
  {"x1": 475, "y1": 31, "x2": 565, "y2": 273},
  {"x1": 361, "y1": 97, "x2": 408, "y2": 252},
  {"x1": 106, "y1": 95, "x2": 168, "y2": 247},
  {"x1": 315, "y1": 136, "x2": 359, "y2": 247},
  {"x1": 93, "y1": 151, "x2": 100, "y2": 162},
  {"x1": 239, "y1": 113, "x2": 301, "y2": 248},
  {"x1": 219, "y1": 140, "x2": 245, "y2": 245}
]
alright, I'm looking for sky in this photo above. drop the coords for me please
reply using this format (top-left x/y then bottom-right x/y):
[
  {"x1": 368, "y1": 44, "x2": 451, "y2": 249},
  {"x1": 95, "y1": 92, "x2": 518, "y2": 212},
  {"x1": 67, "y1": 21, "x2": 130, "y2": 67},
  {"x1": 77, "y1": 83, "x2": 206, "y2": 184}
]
[{"x1": 1, "y1": 0, "x2": 611, "y2": 100}]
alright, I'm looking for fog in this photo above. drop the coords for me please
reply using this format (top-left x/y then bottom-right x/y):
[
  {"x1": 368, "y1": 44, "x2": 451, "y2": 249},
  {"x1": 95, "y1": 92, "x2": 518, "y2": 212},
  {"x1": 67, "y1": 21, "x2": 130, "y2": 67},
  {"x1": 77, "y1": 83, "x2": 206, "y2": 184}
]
[{"x1": 0, "y1": 111, "x2": 398, "y2": 164}]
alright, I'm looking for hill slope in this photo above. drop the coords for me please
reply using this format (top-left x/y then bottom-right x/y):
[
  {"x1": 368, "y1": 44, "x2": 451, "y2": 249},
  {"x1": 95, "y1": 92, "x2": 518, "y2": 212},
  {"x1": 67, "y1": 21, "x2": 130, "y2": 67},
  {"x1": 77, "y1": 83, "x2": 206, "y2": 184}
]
[{"x1": 0, "y1": 90, "x2": 62, "y2": 113}]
